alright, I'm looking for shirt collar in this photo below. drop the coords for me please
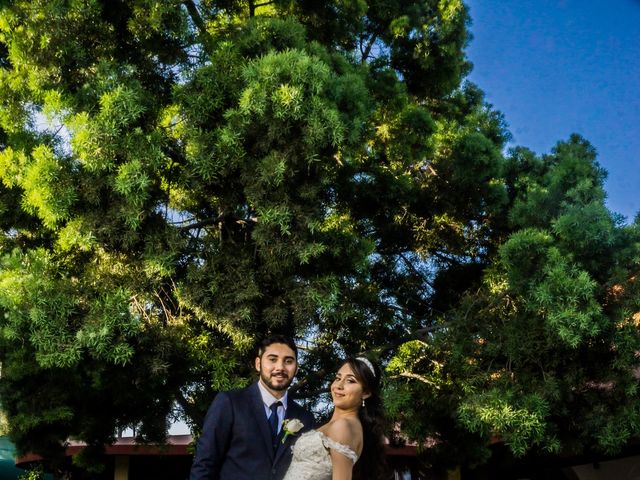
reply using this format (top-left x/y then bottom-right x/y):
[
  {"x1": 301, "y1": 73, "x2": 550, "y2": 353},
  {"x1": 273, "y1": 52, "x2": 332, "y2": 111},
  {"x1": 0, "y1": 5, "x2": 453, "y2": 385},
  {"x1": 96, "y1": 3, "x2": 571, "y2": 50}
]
[{"x1": 257, "y1": 379, "x2": 288, "y2": 410}]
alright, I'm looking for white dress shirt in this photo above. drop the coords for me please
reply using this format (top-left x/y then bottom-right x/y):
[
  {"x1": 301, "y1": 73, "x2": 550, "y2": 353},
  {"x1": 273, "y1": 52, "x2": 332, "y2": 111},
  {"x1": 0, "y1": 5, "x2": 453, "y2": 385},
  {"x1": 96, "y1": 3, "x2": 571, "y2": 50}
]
[{"x1": 257, "y1": 380, "x2": 288, "y2": 434}]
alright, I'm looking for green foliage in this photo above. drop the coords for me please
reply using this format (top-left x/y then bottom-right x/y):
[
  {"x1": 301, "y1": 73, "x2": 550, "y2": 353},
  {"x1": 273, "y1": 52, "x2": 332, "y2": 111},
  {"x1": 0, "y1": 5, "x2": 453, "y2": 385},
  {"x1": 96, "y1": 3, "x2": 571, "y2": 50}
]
[
  {"x1": 387, "y1": 133, "x2": 640, "y2": 467},
  {"x1": 1, "y1": 0, "x2": 639, "y2": 476},
  {"x1": 530, "y1": 248, "x2": 603, "y2": 347},
  {"x1": 18, "y1": 464, "x2": 45, "y2": 480},
  {"x1": 458, "y1": 389, "x2": 557, "y2": 457}
]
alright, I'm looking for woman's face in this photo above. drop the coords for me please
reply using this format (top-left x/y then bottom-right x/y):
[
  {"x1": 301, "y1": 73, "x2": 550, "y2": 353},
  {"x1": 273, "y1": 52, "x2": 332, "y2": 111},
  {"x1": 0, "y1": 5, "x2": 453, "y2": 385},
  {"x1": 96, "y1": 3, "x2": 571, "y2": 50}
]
[{"x1": 330, "y1": 363, "x2": 370, "y2": 410}]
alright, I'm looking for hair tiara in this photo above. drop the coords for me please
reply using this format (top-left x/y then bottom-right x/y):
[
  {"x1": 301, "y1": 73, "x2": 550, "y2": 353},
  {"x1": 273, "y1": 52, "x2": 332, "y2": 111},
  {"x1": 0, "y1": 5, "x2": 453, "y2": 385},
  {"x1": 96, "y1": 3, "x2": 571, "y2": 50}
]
[{"x1": 356, "y1": 357, "x2": 376, "y2": 377}]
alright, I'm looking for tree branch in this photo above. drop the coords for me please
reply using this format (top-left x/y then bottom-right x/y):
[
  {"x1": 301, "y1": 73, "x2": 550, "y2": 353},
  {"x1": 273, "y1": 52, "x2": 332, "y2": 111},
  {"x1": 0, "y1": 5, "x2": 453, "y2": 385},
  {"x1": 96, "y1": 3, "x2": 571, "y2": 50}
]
[
  {"x1": 174, "y1": 217, "x2": 221, "y2": 231},
  {"x1": 174, "y1": 216, "x2": 257, "y2": 231},
  {"x1": 183, "y1": 0, "x2": 214, "y2": 51},
  {"x1": 175, "y1": 390, "x2": 202, "y2": 429},
  {"x1": 431, "y1": 250, "x2": 463, "y2": 266},
  {"x1": 288, "y1": 368, "x2": 328, "y2": 396},
  {"x1": 360, "y1": 33, "x2": 379, "y2": 64},
  {"x1": 382, "y1": 323, "x2": 450, "y2": 352},
  {"x1": 248, "y1": 0, "x2": 277, "y2": 16},
  {"x1": 388, "y1": 371, "x2": 440, "y2": 388},
  {"x1": 398, "y1": 251, "x2": 436, "y2": 289}
]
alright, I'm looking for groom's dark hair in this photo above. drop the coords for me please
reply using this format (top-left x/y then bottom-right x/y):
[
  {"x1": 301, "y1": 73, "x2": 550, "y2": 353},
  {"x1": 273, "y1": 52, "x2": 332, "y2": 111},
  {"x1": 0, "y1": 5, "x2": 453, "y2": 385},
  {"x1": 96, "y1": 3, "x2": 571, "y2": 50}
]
[{"x1": 257, "y1": 334, "x2": 298, "y2": 359}]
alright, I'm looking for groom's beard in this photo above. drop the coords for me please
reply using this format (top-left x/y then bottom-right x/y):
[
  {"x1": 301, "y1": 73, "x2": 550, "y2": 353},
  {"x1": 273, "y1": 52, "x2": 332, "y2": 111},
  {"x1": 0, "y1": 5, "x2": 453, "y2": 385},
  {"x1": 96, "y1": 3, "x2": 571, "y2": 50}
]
[{"x1": 261, "y1": 371, "x2": 293, "y2": 392}]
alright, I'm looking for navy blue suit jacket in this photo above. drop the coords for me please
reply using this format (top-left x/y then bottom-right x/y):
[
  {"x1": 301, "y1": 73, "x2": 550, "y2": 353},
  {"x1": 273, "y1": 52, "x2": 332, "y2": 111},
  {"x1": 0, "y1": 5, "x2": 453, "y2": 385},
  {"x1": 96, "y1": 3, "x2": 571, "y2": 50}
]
[{"x1": 190, "y1": 382, "x2": 314, "y2": 480}]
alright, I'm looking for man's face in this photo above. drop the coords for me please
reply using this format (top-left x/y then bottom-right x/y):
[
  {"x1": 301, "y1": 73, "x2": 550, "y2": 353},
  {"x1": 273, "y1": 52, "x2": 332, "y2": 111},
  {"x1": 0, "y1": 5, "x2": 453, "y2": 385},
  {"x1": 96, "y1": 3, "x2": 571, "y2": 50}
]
[{"x1": 255, "y1": 342, "x2": 298, "y2": 397}]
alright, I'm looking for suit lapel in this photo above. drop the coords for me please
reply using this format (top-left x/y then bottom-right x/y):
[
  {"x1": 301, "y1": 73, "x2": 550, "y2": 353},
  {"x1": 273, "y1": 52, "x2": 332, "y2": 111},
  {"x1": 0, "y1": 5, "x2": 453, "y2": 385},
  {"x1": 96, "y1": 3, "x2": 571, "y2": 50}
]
[{"x1": 248, "y1": 383, "x2": 275, "y2": 460}]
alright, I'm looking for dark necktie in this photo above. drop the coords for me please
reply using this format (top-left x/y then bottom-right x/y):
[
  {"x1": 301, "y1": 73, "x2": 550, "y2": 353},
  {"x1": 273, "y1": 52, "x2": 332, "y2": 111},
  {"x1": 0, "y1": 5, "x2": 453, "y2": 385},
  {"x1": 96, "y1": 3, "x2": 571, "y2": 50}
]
[{"x1": 268, "y1": 401, "x2": 282, "y2": 450}]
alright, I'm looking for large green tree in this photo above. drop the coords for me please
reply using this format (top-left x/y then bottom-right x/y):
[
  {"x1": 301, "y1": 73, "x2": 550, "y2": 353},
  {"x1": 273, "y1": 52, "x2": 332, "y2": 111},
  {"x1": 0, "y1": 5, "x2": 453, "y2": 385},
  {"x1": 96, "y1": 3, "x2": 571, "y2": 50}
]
[
  {"x1": 386, "y1": 135, "x2": 640, "y2": 469},
  {"x1": 0, "y1": 0, "x2": 638, "y2": 475}
]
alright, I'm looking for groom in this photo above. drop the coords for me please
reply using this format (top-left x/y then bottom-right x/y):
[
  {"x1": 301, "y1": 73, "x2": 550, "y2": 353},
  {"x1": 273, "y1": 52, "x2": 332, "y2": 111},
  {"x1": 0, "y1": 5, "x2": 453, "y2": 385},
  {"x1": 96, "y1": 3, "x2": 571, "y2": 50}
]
[{"x1": 190, "y1": 334, "x2": 315, "y2": 480}]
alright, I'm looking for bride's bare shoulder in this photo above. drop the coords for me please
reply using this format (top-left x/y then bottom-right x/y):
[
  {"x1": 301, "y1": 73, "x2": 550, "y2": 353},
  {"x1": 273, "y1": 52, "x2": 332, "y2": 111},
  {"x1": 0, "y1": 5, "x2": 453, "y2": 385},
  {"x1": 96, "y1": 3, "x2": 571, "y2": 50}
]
[{"x1": 322, "y1": 417, "x2": 362, "y2": 447}]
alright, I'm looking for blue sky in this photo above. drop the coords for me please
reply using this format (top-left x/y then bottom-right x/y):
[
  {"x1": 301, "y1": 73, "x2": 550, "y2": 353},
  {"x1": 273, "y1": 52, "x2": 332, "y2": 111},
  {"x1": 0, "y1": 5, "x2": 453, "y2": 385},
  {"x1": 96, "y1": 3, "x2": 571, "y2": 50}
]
[{"x1": 464, "y1": 0, "x2": 640, "y2": 222}]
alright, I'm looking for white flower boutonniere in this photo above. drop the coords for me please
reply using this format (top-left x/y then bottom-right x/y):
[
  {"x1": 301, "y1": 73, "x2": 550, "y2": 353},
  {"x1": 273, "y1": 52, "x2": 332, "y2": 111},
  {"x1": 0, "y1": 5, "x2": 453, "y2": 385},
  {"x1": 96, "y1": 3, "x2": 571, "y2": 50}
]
[{"x1": 281, "y1": 418, "x2": 304, "y2": 443}]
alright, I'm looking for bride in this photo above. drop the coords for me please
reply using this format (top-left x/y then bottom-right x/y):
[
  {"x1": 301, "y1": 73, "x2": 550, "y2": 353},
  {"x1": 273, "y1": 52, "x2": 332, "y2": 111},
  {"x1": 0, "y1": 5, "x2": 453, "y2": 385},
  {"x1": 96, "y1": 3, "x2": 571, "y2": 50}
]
[{"x1": 283, "y1": 357, "x2": 387, "y2": 480}]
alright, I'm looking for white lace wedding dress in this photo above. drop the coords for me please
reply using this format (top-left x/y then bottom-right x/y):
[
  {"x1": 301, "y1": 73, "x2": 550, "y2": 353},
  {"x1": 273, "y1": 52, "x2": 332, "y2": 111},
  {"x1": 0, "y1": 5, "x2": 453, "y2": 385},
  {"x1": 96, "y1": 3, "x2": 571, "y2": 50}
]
[{"x1": 282, "y1": 430, "x2": 359, "y2": 480}]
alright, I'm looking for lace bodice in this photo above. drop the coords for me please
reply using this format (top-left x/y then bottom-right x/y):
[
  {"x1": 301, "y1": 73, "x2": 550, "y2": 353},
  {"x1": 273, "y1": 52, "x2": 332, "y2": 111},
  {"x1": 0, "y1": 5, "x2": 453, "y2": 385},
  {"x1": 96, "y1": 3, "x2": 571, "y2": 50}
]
[{"x1": 282, "y1": 430, "x2": 358, "y2": 480}]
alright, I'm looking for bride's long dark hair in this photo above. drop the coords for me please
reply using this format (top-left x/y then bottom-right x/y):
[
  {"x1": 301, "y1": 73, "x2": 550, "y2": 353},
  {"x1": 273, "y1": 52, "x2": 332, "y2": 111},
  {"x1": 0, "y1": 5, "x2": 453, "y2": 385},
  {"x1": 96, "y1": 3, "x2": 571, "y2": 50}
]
[{"x1": 343, "y1": 357, "x2": 388, "y2": 480}]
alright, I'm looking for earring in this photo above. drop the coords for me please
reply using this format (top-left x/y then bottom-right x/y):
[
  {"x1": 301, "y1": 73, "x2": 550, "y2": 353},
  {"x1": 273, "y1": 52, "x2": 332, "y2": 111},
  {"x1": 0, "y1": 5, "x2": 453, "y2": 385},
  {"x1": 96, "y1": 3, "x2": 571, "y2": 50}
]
[{"x1": 362, "y1": 398, "x2": 365, "y2": 407}]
